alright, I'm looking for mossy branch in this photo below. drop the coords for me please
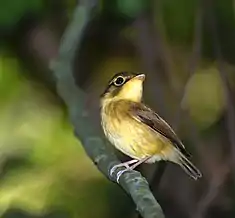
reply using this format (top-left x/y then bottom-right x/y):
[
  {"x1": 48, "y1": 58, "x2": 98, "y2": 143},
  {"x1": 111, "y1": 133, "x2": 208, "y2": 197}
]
[{"x1": 50, "y1": 1, "x2": 164, "y2": 218}]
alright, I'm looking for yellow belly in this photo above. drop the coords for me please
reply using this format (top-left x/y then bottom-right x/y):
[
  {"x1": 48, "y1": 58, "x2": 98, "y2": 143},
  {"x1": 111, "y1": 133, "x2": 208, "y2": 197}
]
[{"x1": 101, "y1": 111, "x2": 171, "y2": 160}]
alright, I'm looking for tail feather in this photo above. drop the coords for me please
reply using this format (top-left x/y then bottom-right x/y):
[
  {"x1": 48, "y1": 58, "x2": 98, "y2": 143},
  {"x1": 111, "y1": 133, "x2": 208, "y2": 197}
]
[{"x1": 178, "y1": 152, "x2": 202, "y2": 180}]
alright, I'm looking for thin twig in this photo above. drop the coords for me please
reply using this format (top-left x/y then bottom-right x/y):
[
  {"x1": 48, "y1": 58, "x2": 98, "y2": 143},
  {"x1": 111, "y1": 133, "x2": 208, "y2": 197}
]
[
  {"x1": 133, "y1": 15, "x2": 169, "y2": 117},
  {"x1": 133, "y1": 14, "x2": 170, "y2": 218},
  {"x1": 193, "y1": 1, "x2": 233, "y2": 217},
  {"x1": 50, "y1": 1, "x2": 165, "y2": 218},
  {"x1": 193, "y1": 164, "x2": 229, "y2": 218},
  {"x1": 133, "y1": 3, "x2": 205, "y2": 218},
  {"x1": 205, "y1": 0, "x2": 235, "y2": 169},
  {"x1": 173, "y1": 1, "x2": 203, "y2": 129}
]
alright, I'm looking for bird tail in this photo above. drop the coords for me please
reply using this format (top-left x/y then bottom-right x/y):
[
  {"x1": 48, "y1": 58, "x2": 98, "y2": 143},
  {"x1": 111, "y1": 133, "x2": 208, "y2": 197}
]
[{"x1": 177, "y1": 151, "x2": 202, "y2": 180}]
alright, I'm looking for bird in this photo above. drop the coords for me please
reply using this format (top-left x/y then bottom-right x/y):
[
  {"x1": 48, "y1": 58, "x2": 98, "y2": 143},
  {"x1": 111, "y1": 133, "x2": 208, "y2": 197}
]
[{"x1": 100, "y1": 72, "x2": 202, "y2": 182}]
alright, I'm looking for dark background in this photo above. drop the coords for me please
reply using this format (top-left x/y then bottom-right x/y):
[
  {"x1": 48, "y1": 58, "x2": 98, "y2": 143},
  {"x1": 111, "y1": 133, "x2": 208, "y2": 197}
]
[{"x1": 0, "y1": 0, "x2": 235, "y2": 218}]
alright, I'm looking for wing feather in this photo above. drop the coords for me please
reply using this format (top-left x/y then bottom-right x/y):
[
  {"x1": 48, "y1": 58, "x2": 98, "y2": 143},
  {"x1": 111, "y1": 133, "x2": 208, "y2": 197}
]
[{"x1": 130, "y1": 103, "x2": 191, "y2": 157}]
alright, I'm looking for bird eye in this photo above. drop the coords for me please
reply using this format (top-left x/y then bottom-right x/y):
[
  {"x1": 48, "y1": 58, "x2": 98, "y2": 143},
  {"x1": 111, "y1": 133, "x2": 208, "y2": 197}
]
[{"x1": 114, "y1": 76, "x2": 125, "y2": 86}]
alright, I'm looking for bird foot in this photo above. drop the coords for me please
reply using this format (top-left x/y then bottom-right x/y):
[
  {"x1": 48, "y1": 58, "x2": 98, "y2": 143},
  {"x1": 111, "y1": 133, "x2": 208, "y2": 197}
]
[
  {"x1": 110, "y1": 159, "x2": 139, "y2": 183},
  {"x1": 110, "y1": 163, "x2": 131, "y2": 177},
  {"x1": 116, "y1": 169, "x2": 129, "y2": 183}
]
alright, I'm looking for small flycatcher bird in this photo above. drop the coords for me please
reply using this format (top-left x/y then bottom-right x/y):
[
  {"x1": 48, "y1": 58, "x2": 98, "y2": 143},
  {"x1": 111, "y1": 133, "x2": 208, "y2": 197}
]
[{"x1": 100, "y1": 72, "x2": 202, "y2": 182}]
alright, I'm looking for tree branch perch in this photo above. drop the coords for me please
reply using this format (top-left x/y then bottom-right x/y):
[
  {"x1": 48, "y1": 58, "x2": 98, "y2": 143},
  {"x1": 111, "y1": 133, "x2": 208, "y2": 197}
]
[{"x1": 50, "y1": 1, "x2": 164, "y2": 218}]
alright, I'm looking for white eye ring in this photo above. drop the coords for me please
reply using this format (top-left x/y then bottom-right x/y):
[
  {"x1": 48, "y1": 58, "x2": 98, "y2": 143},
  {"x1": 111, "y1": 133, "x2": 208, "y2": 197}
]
[{"x1": 114, "y1": 76, "x2": 125, "y2": 86}]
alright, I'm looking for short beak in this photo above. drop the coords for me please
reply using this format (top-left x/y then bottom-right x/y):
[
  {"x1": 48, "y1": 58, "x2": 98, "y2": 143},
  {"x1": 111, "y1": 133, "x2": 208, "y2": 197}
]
[{"x1": 134, "y1": 74, "x2": 145, "y2": 81}]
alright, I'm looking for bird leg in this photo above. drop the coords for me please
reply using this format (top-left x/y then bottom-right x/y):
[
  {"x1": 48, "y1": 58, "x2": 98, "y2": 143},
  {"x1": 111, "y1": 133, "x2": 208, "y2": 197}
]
[
  {"x1": 129, "y1": 156, "x2": 150, "y2": 170},
  {"x1": 110, "y1": 159, "x2": 138, "y2": 176},
  {"x1": 114, "y1": 157, "x2": 150, "y2": 183}
]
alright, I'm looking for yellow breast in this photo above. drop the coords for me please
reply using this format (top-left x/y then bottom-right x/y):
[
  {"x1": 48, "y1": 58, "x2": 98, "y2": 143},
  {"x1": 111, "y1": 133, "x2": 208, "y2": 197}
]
[{"x1": 101, "y1": 100, "x2": 171, "y2": 160}]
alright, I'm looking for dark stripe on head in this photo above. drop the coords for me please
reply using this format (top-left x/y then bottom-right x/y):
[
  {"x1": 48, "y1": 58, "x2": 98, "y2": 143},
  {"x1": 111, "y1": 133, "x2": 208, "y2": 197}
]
[{"x1": 101, "y1": 72, "x2": 141, "y2": 97}]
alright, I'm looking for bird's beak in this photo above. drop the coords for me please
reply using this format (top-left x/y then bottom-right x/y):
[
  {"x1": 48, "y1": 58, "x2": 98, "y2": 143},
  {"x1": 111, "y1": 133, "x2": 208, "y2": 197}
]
[{"x1": 133, "y1": 74, "x2": 145, "y2": 81}]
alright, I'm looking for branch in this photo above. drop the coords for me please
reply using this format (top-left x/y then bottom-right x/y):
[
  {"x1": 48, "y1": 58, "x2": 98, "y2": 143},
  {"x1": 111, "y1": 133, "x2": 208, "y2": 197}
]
[{"x1": 50, "y1": 1, "x2": 164, "y2": 218}]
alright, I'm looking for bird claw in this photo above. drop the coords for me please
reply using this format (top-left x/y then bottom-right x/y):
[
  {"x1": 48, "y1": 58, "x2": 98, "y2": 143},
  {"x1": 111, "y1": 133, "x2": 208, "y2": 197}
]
[
  {"x1": 110, "y1": 163, "x2": 131, "y2": 183},
  {"x1": 110, "y1": 163, "x2": 130, "y2": 177},
  {"x1": 116, "y1": 169, "x2": 129, "y2": 183},
  {"x1": 110, "y1": 165, "x2": 118, "y2": 177},
  {"x1": 109, "y1": 159, "x2": 140, "y2": 183}
]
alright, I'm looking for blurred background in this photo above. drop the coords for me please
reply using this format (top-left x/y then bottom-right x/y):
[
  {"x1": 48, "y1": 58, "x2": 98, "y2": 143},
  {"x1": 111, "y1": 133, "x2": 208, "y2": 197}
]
[{"x1": 0, "y1": 0, "x2": 235, "y2": 217}]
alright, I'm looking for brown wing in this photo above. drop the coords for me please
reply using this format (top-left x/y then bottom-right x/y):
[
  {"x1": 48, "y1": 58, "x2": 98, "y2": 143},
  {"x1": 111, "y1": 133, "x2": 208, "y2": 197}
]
[{"x1": 130, "y1": 102, "x2": 191, "y2": 157}]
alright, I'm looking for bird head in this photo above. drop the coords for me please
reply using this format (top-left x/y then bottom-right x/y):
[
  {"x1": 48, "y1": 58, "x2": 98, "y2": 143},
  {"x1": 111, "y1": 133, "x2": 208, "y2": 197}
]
[{"x1": 101, "y1": 72, "x2": 145, "y2": 103}]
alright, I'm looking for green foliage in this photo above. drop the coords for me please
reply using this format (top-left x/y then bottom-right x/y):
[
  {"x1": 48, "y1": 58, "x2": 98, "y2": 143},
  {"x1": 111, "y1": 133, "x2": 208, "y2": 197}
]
[
  {"x1": 0, "y1": 0, "x2": 44, "y2": 28},
  {"x1": 117, "y1": 0, "x2": 147, "y2": 18},
  {"x1": 101, "y1": 0, "x2": 149, "y2": 18},
  {"x1": 0, "y1": 54, "x2": 128, "y2": 217},
  {"x1": 162, "y1": 0, "x2": 197, "y2": 44},
  {"x1": 0, "y1": 56, "x2": 22, "y2": 104},
  {"x1": 214, "y1": 0, "x2": 235, "y2": 62}
]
